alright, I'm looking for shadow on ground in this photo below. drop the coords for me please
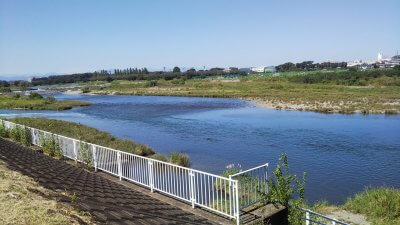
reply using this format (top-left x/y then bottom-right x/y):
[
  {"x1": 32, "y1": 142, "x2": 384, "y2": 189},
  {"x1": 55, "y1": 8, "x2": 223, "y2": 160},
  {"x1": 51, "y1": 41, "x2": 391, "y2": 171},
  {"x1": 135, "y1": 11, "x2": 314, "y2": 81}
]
[{"x1": 0, "y1": 138, "x2": 214, "y2": 225}]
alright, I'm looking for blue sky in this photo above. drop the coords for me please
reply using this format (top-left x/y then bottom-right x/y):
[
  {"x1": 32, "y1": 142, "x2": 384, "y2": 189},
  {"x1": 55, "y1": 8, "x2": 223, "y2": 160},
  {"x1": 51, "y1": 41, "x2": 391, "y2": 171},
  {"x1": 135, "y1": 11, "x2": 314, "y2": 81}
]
[{"x1": 0, "y1": 0, "x2": 399, "y2": 79}]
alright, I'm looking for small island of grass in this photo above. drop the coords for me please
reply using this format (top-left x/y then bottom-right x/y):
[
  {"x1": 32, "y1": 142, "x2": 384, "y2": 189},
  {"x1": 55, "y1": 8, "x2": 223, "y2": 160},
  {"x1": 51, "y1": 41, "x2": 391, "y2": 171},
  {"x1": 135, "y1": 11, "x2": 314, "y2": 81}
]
[{"x1": 0, "y1": 92, "x2": 91, "y2": 110}]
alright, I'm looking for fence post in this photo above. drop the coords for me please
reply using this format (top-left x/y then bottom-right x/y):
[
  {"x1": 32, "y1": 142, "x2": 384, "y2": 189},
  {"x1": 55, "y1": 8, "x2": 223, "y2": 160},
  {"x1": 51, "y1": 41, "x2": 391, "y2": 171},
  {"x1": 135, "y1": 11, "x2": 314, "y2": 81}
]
[
  {"x1": 92, "y1": 145, "x2": 98, "y2": 172},
  {"x1": 148, "y1": 160, "x2": 154, "y2": 192},
  {"x1": 306, "y1": 211, "x2": 310, "y2": 225},
  {"x1": 117, "y1": 152, "x2": 122, "y2": 180},
  {"x1": 229, "y1": 175, "x2": 233, "y2": 217},
  {"x1": 73, "y1": 140, "x2": 78, "y2": 162},
  {"x1": 332, "y1": 219, "x2": 336, "y2": 225},
  {"x1": 189, "y1": 170, "x2": 195, "y2": 208},
  {"x1": 235, "y1": 180, "x2": 240, "y2": 225}
]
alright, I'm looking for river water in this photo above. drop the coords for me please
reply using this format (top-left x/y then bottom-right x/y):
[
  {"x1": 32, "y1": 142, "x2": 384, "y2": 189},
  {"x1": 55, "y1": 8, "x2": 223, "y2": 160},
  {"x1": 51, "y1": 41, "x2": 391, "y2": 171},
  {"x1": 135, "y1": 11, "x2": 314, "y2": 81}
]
[{"x1": 1, "y1": 93, "x2": 399, "y2": 204}]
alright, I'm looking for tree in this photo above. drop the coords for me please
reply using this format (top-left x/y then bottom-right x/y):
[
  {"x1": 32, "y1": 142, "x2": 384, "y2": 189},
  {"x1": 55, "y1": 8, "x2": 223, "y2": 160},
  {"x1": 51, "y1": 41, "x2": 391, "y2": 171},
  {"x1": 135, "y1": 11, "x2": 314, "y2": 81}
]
[{"x1": 173, "y1": 66, "x2": 181, "y2": 73}]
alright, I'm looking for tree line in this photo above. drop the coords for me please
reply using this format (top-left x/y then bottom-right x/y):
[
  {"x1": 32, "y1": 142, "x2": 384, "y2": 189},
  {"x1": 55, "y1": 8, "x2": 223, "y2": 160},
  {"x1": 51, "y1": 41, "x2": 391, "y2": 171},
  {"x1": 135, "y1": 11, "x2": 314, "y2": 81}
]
[
  {"x1": 30, "y1": 67, "x2": 245, "y2": 86},
  {"x1": 276, "y1": 61, "x2": 347, "y2": 72}
]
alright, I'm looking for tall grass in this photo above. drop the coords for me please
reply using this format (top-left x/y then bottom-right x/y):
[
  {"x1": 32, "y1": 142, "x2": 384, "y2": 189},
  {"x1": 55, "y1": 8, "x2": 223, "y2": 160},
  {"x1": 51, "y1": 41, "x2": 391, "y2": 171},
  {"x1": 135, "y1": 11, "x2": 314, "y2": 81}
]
[{"x1": 345, "y1": 187, "x2": 400, "y2": 225}]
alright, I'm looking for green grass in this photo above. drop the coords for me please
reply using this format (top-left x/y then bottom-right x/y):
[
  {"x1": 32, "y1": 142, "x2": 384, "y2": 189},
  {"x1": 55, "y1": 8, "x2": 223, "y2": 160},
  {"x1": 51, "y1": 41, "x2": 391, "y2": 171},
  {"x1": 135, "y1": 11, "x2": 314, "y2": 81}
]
[
  {"x1": 87, "y1": 70, "x2": 400, "y2": 114},
  {"x1": 344, "y1": 187, "x2": 400, "y2": 225},
  {"x1": 0, "y1": 95, "x2": 91, "y2": 110},
  {"x1": 2, "y1": 117, "x2": 191, "y2": 167},
  {"x1": 6, "y1": 117, "x2": 155, "y2": 156},
  {"x1": 310, "y1": 187, "x2": 400, "y2": 225}
]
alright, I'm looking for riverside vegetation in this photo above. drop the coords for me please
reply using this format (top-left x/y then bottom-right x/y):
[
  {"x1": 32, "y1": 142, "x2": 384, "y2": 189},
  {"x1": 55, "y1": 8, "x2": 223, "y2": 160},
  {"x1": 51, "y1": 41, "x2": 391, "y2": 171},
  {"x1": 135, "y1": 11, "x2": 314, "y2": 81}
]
[
  {"x1": 222, "y1": 153, "x2": 400, "y2": 224},
  {"x1": 0, "y1": 92, "x2": 91, "y2": 110},
  {"x1": 80, "y1": 67, "x2": 400, "y2": 114},
  {"x1": 0, "y1": 117, "x2": 190, "y2": 167}
]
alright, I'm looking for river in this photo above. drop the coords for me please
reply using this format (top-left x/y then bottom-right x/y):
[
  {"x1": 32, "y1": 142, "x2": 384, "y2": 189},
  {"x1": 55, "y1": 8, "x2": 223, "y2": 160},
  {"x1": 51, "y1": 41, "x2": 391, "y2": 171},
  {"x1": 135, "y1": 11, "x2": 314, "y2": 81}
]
[{"x1": 1, "y1": 93, "x2": 399, "y2": 204}]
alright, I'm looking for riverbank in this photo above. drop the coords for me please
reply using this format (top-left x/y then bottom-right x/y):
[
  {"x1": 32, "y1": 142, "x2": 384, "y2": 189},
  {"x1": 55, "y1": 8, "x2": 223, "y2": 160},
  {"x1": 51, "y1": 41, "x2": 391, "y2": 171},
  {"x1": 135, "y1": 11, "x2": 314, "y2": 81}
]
[
  {"x1": 0, "y1": 95, "x2": 91, "y2": 110},
  {"x1": 85, "y1": 75, "x2": 400, "y2": 114},
  {"x1": 1, "y1": 117, "x2": 190, "y2": 167},
  {"x1": 311, "y1": 187, "x2": 400, "y2": 225}
]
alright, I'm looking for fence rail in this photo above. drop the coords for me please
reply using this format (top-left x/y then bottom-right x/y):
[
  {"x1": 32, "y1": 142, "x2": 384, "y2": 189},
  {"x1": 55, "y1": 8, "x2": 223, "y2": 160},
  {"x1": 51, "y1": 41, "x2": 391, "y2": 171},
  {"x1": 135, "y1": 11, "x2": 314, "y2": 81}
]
[
  {"x1": 300, "y1": 208, "x2": 349, "y2": 225},
  {"x1": 0, "y1": 119, "x2": 244, "y2": 223}
]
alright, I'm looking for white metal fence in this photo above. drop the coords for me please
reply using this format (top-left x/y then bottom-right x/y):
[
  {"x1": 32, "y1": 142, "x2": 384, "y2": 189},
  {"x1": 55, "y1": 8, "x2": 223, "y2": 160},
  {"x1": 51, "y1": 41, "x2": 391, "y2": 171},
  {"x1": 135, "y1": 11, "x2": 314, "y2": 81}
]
[
  {"x1": 0, "y1": 119, "x2": 247, "y2": 223},
  {"x1": 301, "y1": 208, "x2": 349, "y2": 225},
  {"x1": 230, "y1": 163, "x2": 269, "y2": 210}
]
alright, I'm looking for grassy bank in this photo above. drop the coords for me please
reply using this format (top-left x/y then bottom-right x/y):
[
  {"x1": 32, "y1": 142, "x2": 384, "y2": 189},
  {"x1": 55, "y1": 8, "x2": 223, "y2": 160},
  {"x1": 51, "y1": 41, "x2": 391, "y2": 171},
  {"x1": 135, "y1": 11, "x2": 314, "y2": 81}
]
[
  {"x1": 0, "y1": 95, "x2": 91, "y2": 110},
  {"x1": 312, "y1": 187, "x2": 400, "y2": 225},
  {"x1": 2, "y1": 117, "x2": 190, "y2": 166},
  {"x1": 0, "y1": 159, "x2": 94, "y2": 225},
  {"x1": 86, "y1": 69, "x2": 400, "y2": 114}
]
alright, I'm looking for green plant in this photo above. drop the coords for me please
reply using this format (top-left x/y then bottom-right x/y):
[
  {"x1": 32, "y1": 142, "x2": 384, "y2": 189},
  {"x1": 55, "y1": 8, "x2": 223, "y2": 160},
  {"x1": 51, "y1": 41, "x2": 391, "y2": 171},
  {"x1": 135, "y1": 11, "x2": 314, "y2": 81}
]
[
  {"x1": 79, "y1": 142, "x2": 93, "y2": 169},
  {"x1": 261, "y1": 152, "x2": 306, "y2": 225},
  {"x1": 10, "y1": 127, "x2": 22, "y2": 142},
  {"x1": 168, "y1": 152, "x2": 190, "y2": 167},
  {"x1": 41, "y1": 136, "x2": 63, "y2": 159},
  {"x1": 0, "y1": 121, "x2": 9, "y2": 138},
  {"x1": 19, "y1": 127, "x2": 32, "y2": 146},
  {"x1": 345, "y1": 187, "x2": 400, "y2": 225},
  {"x1": 145, "y1": 80, "x2": 158, "y2": 87}
]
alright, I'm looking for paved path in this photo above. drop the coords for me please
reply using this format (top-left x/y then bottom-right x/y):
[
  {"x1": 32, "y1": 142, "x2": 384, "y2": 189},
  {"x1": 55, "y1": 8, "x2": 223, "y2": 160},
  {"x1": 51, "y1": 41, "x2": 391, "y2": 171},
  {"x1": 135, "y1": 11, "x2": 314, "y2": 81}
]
[{"x1": 0, "y1": 138, "x2": 215, "y2": 225}]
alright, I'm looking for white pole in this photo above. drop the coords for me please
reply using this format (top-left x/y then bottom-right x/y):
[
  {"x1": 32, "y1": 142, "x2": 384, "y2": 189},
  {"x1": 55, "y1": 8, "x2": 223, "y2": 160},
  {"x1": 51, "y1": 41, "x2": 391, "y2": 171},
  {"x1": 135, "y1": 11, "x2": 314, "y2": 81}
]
[
  {"x1": 306, "y1": 211, "x2": 310, "y2": 225},
  {"x1": 189, "y1": 170, "x2": 195, "y2": 208},
  {"x1": 148, "y1": 160, "x2": 154, "y2": 192},
  {"x1": 73, "y1": 140, "x2": 78, "y2": 162},
  {"x1": 93, "y1": 146, "x2": 98, "y2": 172},
  {"x1": 117, "y1": 152, "x2": 122, "y2": 180},
  {"x1": 235, "y1": 180, "x2": 240, "y2": 225}
]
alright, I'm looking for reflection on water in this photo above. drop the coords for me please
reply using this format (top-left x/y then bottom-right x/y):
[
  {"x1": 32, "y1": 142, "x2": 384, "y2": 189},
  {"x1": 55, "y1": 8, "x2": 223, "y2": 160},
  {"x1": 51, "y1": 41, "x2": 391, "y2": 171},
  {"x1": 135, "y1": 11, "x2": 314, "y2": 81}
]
[{"x1": 1, "y1": 94, "x2": 399, "y2": 204}]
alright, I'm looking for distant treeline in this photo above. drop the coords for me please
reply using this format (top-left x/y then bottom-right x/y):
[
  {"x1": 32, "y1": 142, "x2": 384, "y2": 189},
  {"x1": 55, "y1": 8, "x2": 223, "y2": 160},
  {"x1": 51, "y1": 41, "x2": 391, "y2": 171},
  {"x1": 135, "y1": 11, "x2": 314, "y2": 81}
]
[
  {"x1": 276, "y1": 61, "x2": 347, "y2": 72},
  {"x1": 288, "y1": 66, "x2": 400, "y2": 85},
  {"x1": 30, "y1": 67, "x2": 245, "y2": 86}
]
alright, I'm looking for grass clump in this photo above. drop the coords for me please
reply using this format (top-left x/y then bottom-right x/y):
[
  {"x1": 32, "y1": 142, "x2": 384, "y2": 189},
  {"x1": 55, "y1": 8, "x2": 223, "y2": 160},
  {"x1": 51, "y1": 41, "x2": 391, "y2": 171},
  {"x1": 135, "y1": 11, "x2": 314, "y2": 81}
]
[
  {"x1": 41, "y1": 136, "x2": 63, "y2": 159},
  {"x1": 8, "y1": 126, "x2": 31, "y2": 146},
  {"x1": 168, "y1": 152, "x2": 190, "y2": 167},
  {"x1": 345, "y1": 187, "x2": 400, "y2": 225}
]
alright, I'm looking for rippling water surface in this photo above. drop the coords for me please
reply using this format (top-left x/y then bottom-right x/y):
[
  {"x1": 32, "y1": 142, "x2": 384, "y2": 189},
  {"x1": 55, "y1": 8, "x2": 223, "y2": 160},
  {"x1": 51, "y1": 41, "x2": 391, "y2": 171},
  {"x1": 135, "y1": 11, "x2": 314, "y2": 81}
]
[{"x1": 1, "y1": 94, "x2": 399, "y2": 203}]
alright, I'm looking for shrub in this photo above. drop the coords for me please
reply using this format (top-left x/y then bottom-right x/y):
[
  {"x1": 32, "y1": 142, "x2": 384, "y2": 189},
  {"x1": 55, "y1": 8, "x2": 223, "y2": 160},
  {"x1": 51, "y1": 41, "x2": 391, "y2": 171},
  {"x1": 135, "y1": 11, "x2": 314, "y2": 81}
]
[
  {"x1": 169, "y1": 152, "x2": 190, "y2": 167},
  {"x1": 10, "y1": 127, "x2": 21, "y2": 142},
  {"x1": 79, "y1": 142, "x2": 93, "y2": 169},
  {"x1": 0, "y1": 122, "x2": 9, "y2": 138},
  {"x1": 261, "y1": 152, "x2": 306, "y2": 225},
  {"x1": 41, "y1": 136, "x2": 63, "y2": 159},
  {"x1": 145, "y1": 80, "x2": 158, "y2": 87},
  {"x1": 28, "y1": 92, "x2": 43, "y2": 99}
]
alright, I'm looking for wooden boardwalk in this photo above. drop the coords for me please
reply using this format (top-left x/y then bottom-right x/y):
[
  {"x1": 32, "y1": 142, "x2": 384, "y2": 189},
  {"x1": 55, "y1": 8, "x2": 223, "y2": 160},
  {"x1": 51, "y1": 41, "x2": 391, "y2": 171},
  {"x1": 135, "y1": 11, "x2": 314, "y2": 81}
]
[{"x1": 0, "y1": 138, "x2": 217, "y2": 225}]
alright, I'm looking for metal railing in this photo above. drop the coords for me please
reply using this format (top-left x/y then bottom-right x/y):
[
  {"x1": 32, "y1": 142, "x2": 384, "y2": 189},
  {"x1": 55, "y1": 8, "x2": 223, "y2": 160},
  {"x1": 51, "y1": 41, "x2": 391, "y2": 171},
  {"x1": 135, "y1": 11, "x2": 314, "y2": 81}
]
[
  {"x1": 0, "y1": 119, "x2": 247, "y2": 224},
  {"x1": 230, "y1": 163, "x2": 268, "y2": 210},
  {"x1": 300, "y1": 208, "x2": 349, "y2": 225}
]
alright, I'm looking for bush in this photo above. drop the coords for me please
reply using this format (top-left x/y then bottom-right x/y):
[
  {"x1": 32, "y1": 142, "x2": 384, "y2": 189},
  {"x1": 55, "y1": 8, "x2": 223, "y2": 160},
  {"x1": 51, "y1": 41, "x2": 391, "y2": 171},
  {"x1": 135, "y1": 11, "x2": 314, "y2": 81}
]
[
  {"x1": 41, "y1": 136, "x2": 63, "y2": 159},
  {"x1": 28, "y1": 92, "x2": 43, "y2": 99},
  {"x1": 145, "y1": 80, "x2": 158, "y2": 87},
  {"x1": 169, "y1": 152, "x2": 190, "y2": 167},
  {"x1": 79, "y1": 142, "x2": 93, "y2": 169},
  {"x1": 262, "y1": 152, "x2": 306, "y2": 225},
  {"x1": 0, "y1": 122, "x2": 9, "y2": 138},
  {"x1": 149, "y1": 154, "x2": 168, "y2": 162}
]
